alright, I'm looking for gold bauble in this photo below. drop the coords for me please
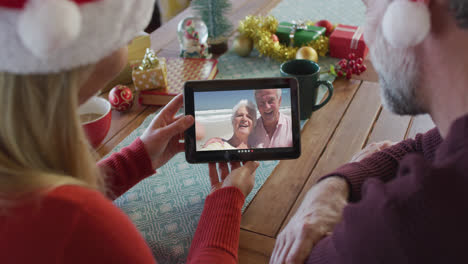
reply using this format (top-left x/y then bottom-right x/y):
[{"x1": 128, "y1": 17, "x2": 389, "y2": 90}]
[
  {"x1": 233, "y1": 35, "x2": 254, "y2": 57},
  {"x1": 296, "y1": 47, "x2": 318, "y2": 62}
]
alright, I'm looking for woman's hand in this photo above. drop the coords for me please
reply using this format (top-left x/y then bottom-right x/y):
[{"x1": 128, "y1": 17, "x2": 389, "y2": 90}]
[
  {"x1": 208, "y1": 161, "x2": 259, "y2": 198},
  {"x1": 140, "y1": 94, "x2": 194, "y2": 170}
]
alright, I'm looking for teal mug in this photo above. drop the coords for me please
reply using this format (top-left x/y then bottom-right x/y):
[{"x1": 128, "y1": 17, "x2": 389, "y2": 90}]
[{"x1": 280, "y1": 59, "x2": 333, "y2": 120}]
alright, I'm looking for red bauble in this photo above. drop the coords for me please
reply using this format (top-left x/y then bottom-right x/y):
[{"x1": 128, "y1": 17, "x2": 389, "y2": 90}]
[
  {"x1": 315, "y1": 20, "x2": 335, "y2": 37},
  {"x1": 271, "y1": 34, "x2": 279, "y2": 43},
  {"x1": 109, "y1": 85, "x2": 134, "y2": 112}
]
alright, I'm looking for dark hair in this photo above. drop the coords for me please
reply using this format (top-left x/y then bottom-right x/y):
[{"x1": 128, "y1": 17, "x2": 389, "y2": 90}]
[{"x1": 450, "y1": 0, "x2": 468, "y2": 28}]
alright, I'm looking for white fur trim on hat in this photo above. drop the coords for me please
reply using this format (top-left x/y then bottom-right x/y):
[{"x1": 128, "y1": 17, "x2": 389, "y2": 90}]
[
  {"x1": 18, "y1": 0, "x2": 82, "y2": 59},
  {"x1": 382, "y1": 0, "x2": 431, "y2": 48},
  {"x1": 0, "y1": 0, "x2": 155, "y2": 74}
]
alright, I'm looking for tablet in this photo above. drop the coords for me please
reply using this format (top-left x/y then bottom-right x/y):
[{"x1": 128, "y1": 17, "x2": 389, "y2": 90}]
[{"x1": 184, "y1": 77, "x2": 301, "y2": 163}]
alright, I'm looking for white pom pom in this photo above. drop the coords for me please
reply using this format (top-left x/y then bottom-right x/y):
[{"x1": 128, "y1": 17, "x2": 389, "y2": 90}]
[
  {"x1": 382, "y1": 0, "x2": 431, "y2": 48},
  {"x1": 17, "y1": 0, "x2": 82, "y2": 59}
]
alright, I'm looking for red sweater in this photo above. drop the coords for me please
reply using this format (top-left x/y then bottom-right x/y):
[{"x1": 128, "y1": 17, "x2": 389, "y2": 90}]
[
  {"x1": 307, "y1": 115, "x2": 468, "y2": 263},
  {"x1": 0, "y1": 138, "x2": 244, "y2": 264}
]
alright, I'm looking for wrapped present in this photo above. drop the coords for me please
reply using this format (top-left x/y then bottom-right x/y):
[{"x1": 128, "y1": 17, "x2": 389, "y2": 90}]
[
  {"x1": 128, "y1": 34, "x2": 152, "y2": 62},
  {"x1": 276, "y1": 21, "x2": 326, "y2": 47},
  {"x1": 132, "y1": 49, "x2": 168, "y2": 91},
  {"x1": 103, "y1": 34, "x2": 151, "y2": 92},
  {"x1": 329, "y1": 24, "x2": 369, "y2": 59}
]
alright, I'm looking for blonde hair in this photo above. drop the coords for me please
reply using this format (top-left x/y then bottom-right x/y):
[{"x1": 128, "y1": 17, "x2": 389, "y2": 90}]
[{"x1": 0, "y1": 67, "x2": 107, "y2": 209}]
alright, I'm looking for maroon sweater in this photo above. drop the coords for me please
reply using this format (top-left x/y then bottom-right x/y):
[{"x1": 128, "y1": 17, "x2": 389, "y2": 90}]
[{"x1": 307, "y1": 114, "x2": 468, "y2": 263}]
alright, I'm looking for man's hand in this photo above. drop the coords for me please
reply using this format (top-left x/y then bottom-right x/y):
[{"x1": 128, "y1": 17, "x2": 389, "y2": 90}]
[
  {"x1": 140, "y1": 94, "x2": 195, "y2": 170},
  {"x1": 270, "y1": 177, "x2": 349, "y2": 264},
  {"x1": 208, "y1": 161, "x2": 259, "y2": 197},
  {"x1": 350, "y1": 140, "x2": 395, "y2": 163}
]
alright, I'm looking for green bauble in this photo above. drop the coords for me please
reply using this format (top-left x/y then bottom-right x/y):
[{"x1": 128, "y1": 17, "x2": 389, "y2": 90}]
[{"x1": 233, "y1": 35, "x2": 253, "y2": 57}]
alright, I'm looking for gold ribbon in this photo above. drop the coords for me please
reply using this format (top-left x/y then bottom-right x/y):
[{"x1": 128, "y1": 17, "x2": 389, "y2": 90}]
[
  {"x1": 138, "y1": 48, "x2": 160, "y2": 71},
  {"x1": 335, "y1": 26, "x2": 363, "y2": 50}
]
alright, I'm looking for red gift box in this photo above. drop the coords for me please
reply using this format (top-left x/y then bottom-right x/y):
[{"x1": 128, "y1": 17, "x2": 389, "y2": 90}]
[{"x1": 329, "y1": 24, "x2": 369, "y2": 59}]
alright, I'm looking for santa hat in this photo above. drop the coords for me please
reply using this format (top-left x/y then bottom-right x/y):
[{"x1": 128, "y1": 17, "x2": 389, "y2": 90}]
[
  {"x1": 0, "y1": 0, "x2": 155, "y2": 74},
  {"x1": 382, "y1": 0, "x2": 431, "y2": 48}
]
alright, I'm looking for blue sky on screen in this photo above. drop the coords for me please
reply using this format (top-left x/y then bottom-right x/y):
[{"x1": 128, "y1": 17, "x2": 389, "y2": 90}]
[{"x1": 194, "y1": 88, "x2": 291, "y2": 111}]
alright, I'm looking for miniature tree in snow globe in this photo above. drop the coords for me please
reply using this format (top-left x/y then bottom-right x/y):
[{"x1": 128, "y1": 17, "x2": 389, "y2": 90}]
[{"x1": 191, "y1": 0, "x2": 233, "y2": 54}]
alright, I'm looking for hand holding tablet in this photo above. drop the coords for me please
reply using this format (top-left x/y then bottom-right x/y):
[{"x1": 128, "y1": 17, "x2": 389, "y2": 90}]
[{"x1": 184, "y1": 78, "x2": 301, "y2": 163}]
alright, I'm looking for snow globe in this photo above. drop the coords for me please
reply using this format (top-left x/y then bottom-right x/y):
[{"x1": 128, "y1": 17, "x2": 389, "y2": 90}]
[{"x1": 177, "y1": 17, "x2": 211, "y2": 59}]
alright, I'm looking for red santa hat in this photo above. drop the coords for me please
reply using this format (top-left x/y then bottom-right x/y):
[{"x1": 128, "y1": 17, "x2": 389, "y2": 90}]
[
  {"x1": 382, "y1": 0, "x2": 432, "y2": 48},
  {"x1": 0, "y1": 0, "x2": 155, "y2": 74}
]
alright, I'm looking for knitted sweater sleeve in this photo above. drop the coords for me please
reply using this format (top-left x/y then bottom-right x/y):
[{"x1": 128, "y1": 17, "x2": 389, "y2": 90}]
[
  {"x1": 320, "y1": 128, "x2": 441, "y2": 202},
  {"x1": 305, "y1": 150, "x2": 458, "y2": 264},
  {"x1": 97, "y1": 138, "x2": 156, "y2": 198},
  {"x1": 187, "y1": 187, "x2": 245, "y2": 264}
]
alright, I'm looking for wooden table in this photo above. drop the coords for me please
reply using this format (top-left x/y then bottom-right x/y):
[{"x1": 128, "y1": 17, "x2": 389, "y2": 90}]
[{"x1": 97, "y1": 1, "x2": 435, "y2": 263}]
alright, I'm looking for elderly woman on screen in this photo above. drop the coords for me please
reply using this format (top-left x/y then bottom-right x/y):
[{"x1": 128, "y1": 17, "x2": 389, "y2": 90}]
[{"x1": 203, "y1": 100, "x2": 257, "y2": 150}]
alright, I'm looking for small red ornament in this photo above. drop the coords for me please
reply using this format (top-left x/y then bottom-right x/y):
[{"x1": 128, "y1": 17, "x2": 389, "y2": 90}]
[
  {"x1": 315, "y1": 20, "x2": 335, "y2": 37},
  {"x1": 271, "y1": 34, "x2": 279, "y2": 43},
  {"x1": 109, "y1": 85, "x2": 134, "y2": 112}
]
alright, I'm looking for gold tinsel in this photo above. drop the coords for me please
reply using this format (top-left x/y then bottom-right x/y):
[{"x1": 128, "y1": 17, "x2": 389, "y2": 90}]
[{"x1": 238, "y1": 15, "x2": 329, "y2": 62}]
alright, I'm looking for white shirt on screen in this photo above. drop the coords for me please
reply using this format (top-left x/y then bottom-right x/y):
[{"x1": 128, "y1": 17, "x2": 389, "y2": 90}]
[{"x1": 248, "y1": 113, "x2": 293, "y2": 148}]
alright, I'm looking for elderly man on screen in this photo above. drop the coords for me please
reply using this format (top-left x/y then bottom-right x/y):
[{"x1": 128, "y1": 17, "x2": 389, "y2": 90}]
[
  {"x1": 249, "y1": 89, "x2": 292, "y2": 148},
  {"x1": 270, "y1": 0, "x2": 468, "y2": 263}
]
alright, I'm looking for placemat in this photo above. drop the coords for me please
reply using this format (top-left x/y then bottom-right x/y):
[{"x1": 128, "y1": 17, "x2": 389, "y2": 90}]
[{"x1": 113, "y1": 1, "x2": 365, "y2": 263}]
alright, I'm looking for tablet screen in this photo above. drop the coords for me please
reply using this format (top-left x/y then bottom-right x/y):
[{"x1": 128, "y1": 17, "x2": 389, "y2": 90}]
[
  {"x1": 184, "y1": 77, "x2": 300, "y2": 163},
  {"x1": 194, "y1": 88, "x2": 293, "y2": 152}
]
